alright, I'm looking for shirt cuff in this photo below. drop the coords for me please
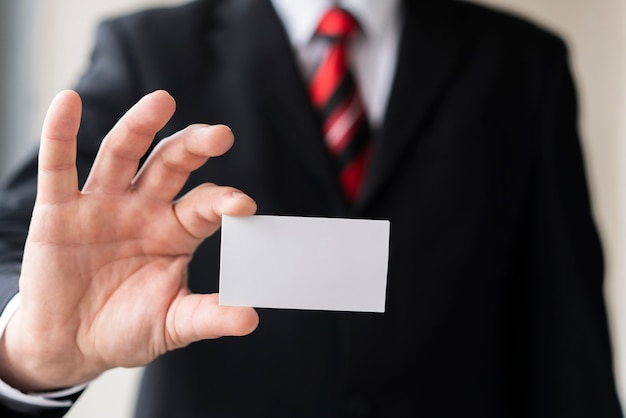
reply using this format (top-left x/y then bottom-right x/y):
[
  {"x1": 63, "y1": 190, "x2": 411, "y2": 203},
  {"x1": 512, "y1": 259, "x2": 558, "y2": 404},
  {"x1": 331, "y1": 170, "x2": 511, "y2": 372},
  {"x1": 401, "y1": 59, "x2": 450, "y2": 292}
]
[{"x1": 0, "y1": 293, "x2": 87, "y2": 410}]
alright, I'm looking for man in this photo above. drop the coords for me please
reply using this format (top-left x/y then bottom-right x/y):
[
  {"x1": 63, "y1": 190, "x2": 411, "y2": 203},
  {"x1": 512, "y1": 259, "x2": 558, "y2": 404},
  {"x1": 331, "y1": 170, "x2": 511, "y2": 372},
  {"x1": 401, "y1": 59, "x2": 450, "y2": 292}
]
[{"x1": 0, "y1": 0, "x2": 623, "y2": 417}]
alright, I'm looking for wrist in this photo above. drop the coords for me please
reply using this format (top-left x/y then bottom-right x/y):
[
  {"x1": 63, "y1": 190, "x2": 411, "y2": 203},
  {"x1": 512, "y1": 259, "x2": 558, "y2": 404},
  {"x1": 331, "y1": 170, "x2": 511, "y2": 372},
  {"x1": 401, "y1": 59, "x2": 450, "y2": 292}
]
[{"x1": 0, "y1": 298, "x2": 96, "y2": 392}]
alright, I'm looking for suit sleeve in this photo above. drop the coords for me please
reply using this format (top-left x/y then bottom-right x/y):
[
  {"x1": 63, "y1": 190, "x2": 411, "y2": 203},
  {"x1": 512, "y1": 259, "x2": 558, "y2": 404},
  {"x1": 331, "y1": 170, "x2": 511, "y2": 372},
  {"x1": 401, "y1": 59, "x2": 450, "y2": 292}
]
[{"x1": 519, "y1": 39, "x2": 623, "y2": 416}]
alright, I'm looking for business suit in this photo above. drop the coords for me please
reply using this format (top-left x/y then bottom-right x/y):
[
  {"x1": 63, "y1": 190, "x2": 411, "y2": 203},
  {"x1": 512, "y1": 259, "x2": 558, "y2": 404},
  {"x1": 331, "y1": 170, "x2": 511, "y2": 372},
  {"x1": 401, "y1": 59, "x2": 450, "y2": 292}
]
[{"x1": 0, "y1": 0, "x2": 622, "y2": 417}]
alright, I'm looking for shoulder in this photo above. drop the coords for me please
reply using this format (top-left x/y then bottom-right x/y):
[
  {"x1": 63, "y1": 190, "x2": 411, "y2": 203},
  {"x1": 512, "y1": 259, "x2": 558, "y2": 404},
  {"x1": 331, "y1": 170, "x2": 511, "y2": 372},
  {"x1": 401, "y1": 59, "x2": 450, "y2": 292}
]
[
  {"x1": 93, "y1": 0, "x2": 266, "y2": 54},
  {"x1": 98, "y1": 1, "x2": 216, "y2": 40},
  {"x1": 406, "y1": 1, "x2": 568, "y2": 56}
]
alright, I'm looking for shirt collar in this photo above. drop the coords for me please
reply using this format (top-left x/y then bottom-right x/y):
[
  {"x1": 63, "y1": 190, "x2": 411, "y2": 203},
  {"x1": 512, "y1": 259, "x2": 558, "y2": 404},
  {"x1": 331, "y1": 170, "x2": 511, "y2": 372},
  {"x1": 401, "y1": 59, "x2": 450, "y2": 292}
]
[{"x1": 271, "y1": 0, "x2": 400, "y2": 49}]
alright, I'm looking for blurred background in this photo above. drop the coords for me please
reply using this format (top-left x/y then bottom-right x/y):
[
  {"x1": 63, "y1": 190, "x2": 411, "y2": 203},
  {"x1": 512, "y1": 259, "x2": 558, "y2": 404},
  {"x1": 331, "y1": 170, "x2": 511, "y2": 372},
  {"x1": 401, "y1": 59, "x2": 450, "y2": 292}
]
[{"x1": 0, "y1": 0, "x2": 624, "y2": 416}]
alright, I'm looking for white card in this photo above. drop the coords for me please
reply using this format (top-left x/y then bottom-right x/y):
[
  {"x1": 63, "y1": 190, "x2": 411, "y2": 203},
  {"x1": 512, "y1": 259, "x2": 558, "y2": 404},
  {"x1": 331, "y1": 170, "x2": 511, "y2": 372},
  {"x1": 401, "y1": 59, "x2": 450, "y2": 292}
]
[{"x1": 219, "y1": 215, "x2": 390, "y2": 313}]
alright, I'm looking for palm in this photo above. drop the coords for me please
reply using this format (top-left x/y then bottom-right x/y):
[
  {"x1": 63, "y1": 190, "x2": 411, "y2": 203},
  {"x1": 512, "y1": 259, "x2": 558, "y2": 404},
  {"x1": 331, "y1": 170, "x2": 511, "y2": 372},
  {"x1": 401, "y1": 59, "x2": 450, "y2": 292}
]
[{"x1": 25, "y1": 193, "x2": 191, "y2": 364}]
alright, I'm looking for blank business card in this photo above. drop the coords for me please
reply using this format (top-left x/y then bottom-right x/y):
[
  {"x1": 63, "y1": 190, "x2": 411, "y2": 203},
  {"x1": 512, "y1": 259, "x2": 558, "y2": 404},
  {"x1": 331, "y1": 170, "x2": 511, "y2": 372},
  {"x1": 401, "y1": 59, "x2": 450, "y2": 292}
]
[{"x1": 219, "y1": 215, "x2": 390, "y2": 313}]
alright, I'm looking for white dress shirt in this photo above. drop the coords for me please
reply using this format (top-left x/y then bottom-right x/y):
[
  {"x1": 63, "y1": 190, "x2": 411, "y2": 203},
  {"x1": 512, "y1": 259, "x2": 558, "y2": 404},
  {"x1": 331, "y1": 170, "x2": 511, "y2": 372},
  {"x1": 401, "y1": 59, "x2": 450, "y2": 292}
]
[{"x1": 0, "y1": 0, "x2": 403, "y2": 410}]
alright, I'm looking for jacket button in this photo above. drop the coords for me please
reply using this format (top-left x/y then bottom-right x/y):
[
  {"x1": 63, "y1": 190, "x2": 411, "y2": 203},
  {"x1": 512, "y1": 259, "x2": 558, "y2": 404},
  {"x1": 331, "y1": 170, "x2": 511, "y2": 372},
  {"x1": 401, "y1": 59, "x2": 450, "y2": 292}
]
[{"x1": 342, "y1": 394, "x2": 372, "y2": 418}]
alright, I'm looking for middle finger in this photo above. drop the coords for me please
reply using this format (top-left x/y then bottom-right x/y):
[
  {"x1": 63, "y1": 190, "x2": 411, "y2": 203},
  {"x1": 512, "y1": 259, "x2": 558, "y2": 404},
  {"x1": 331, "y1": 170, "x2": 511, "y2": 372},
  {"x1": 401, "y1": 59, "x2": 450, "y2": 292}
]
[{"x1": 131, "y1": 124, "x2": 234, "y2": 202}]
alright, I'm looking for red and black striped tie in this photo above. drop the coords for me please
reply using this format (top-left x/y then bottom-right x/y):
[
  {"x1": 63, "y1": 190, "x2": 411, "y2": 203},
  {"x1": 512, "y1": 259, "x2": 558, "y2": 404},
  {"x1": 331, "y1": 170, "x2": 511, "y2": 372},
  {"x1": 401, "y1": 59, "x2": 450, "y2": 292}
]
[{"x1": 309, "y1": 8, "x2": 371, "y2": 203}]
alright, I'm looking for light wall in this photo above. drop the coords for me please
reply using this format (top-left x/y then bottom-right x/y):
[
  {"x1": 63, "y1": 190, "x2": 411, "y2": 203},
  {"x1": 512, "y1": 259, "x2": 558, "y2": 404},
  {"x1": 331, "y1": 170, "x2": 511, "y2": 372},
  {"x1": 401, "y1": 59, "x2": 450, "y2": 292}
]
[
  {"x1": 21, "y1": 0, "x2": 626, "y2": 416},
  {"x1": 0, "y1": 0, "x2": 37, "y2": 180}
]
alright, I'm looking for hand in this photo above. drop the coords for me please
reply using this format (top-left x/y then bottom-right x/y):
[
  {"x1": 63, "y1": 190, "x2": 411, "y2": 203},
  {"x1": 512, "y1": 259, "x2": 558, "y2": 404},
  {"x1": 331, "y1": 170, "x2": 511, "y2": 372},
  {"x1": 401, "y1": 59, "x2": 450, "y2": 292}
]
[{"x1": 0, "y1": 90, "x2": 259, "y2": 391}]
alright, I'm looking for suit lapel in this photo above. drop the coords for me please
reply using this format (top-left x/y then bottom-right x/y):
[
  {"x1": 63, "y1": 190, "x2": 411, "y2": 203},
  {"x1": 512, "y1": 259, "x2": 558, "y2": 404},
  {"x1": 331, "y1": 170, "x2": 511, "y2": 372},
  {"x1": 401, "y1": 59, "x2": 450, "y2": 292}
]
[
  {"x1": 226, "y1": 0, "x2": 348, "y2": 209},
  {"x1": 357, "y1": 2, "x2": 472, "y2": 210}
]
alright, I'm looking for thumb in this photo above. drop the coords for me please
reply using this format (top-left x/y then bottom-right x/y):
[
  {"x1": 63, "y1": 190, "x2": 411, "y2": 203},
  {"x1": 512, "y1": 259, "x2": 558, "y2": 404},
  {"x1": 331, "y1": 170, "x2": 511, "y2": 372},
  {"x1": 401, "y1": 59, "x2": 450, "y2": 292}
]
[{"x1": 165, "y1": 293, "x2": 259, "y2": 350}]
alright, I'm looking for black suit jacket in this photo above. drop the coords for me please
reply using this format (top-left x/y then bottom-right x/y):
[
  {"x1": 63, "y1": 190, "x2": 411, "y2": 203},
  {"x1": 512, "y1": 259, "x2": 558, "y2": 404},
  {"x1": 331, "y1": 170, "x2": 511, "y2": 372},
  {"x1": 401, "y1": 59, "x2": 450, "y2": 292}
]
[{"x1": 0, "y1": 0, "x2": 622, "y2": 417}]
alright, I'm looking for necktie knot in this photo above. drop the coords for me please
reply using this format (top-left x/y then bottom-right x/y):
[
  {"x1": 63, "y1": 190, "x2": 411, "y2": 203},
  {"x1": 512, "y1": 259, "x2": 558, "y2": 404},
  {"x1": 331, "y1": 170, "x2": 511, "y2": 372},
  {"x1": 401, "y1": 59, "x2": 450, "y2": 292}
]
[{"x1": 315, "y1": 8, "x2": 358, "y2": 41}]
